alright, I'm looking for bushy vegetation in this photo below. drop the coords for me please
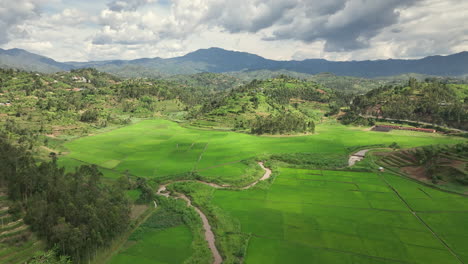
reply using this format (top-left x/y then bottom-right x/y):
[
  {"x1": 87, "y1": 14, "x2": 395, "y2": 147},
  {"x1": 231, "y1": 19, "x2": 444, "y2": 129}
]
[
  {"x1": 0, "y1": 68, "x2": 242, "y2": 142},
  {"x1": 269, "y1": 153, "x2": 347, "y2": 168},
  {"x1": 251, "y1": 112, "x2": 315, "y2": 135},
  {"x1": 191, "y1": 76, "x2": 342, "y2": 133},
  {"x1": 348, "y1": 78, "x2": 468, "y2": 129},
  {"x1": 28, "y1": 248, "x2": 71, "y2": 264},
  {"x1": 413, "y1": 143, "x2": 468, "y2": 184}
]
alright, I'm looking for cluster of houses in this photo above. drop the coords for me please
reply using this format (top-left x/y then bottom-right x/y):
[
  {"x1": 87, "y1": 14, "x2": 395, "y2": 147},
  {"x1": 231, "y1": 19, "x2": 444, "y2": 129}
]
[
  {"x1": 372, "y1": 125, "x2": 436, "y2": 133},
  {"x1": 0, "y1": 102, "x2": 11, "y2": 107},
  {"x1": 71, "y1": 76, "x2": 89, "y2": 83}
]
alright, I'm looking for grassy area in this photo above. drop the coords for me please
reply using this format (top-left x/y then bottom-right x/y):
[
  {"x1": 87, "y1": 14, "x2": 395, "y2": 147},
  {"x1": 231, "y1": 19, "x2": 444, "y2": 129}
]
[
  {"x1": 209, "y1": 168, "x2": 468, "y2": 263},
  {"x1": 109, "y1": 225, "x2": 193, "y2": 264},
  {"x1": 62, "y1": 119, "x2": 464, "y2": 183},
  {"x1": 109, "y1": 206, "x2": 196, "y2": 264}
]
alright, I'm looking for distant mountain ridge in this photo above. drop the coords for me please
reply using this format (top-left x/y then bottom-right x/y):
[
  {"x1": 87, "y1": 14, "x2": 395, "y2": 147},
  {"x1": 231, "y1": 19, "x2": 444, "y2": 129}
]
[
  {"x1": 0, "y1": 48, "x2": 73, "y2": 73},
  {"x1": 1, "y1": 47, "x2": 467, "y2": 78}
]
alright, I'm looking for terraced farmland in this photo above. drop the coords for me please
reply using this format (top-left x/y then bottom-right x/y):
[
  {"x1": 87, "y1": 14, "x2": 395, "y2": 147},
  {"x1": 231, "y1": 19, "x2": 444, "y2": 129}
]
[
  {"x1": 377, "y1": 145, "x2": 468, "y2": 193},
  {"x1": 0, "y1": 191, "x2": 45, "y2": 264}
]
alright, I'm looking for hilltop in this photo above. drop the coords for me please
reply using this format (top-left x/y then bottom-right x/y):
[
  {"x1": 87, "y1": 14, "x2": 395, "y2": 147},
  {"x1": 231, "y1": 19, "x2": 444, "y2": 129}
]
[{"x1": 188, "y1": 76, "x2": 342, "y2": 133}]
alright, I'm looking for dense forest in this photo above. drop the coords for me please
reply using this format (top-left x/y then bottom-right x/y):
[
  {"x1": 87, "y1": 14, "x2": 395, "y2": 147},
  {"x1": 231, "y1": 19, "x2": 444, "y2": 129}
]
[{"x1": 0, "y1": 134, "x2": 130, "y2": 263}]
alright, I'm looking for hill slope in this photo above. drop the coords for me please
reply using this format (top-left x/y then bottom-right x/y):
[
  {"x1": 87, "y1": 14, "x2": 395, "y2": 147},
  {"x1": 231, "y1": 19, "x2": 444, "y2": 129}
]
[
  {"x1": 0, "y1": 48, "x2": 72, "y2": 73},
  {"x1": 376, "y1": 143, "x2": 468, "y2": 193},
  {"x1": 189, "y1": 76, "x2": 340, "y2": 133},
  {"x1": 345, "y1": 79, "x2": 468, "y2": 130},
  {"x1": 72, "y1": 48, "x2": 468, "y2": 78},
  {"x1": 1, "y1": 47, "x2": 467, "y2": 78},
  {"x1": 0, "y1": 191, "x2": 45, "y2": 264}
]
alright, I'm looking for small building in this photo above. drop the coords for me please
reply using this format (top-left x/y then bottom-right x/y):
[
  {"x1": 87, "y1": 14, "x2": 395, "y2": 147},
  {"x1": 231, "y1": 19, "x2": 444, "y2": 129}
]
[
  {"x1": 378, "y1": 167, "x2": 385, "y2": 172},
  {"x1": 372, "y1": 125, "x2": 393, "y2": 132}
]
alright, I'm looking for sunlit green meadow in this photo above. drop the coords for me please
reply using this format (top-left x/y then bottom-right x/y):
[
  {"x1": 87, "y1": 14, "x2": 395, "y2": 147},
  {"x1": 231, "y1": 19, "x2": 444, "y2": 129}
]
[{"x1": 62, "y1": 119, "x2": 463, "y2": 182}]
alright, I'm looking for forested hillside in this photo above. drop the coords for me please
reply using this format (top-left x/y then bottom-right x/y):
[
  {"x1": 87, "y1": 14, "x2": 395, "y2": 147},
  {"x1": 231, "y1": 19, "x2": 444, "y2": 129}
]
[
  {"x1": 190, "y1": 76, "x2": 348, "y2": 134},
  {"x1": 0, "y1": 68, "x2": 238, "y2": 141},
  {"x1": 342, "y1": 79, "x2": 468, "y2": 130}
]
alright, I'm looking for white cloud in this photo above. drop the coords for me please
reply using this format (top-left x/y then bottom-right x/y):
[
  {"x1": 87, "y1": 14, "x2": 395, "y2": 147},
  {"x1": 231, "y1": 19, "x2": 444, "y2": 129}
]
[
  {"x1": 0, "y1": 0, "x2": 467, "y2": 62},
  {"x1": 0, "y1": 0, "x2": 45, "y2": 44},
  {"x1": 107, "y1": 0, "x2": 155, "y2": 12}
]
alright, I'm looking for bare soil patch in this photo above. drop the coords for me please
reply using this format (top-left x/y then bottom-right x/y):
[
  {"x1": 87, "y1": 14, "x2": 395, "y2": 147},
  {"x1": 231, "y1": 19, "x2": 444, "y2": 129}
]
[
  {"x1": 130, "y1": 205, "x2": 149, "y2": 220},
  {"x1": 401, "y1": 166, "x2": 431, "y2": 182}
]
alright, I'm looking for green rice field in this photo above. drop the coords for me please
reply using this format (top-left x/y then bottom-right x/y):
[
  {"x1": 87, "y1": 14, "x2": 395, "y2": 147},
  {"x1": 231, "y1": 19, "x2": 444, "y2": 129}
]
[
  {"x1": 109, "y1": 225, "x2": 193, "y2": 264},
  {"x1": 62, "y1": 119, "x2": 463, "y2": 181},
  {"x1": 108, "y1": 208, "x2": 194, "y2": 264},
  {"x1": 212, "y1": 168, "x2": 468, "y2": 263},
  {"x1": 60, "y1": 119, "x2": 467, "y2": 263}
]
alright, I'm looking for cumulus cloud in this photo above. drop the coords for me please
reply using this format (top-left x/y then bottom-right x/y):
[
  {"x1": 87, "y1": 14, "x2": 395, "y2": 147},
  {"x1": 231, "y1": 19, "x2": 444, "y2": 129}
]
[
  {"x1": 107, "y1": 0, "x2": 155, "y2": 12},
  {"x1": 1, "y1": 0, "x2": 467, "y2": 61},
  {"x1": 269, "y1": 0, "x2": 421, "y2": 52},
  {"x1": 163, "y1": 0, "x2": 421, "y2": 52},
  {"x1": 0, "y1": 0, "x2": 44, "y2": 44}
]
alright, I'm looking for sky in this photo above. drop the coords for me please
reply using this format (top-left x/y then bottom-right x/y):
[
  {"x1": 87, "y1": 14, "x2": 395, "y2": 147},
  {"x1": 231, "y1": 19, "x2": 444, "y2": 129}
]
[{"x1": 0, "y1": 0, "x2": 467, "y2": 62}]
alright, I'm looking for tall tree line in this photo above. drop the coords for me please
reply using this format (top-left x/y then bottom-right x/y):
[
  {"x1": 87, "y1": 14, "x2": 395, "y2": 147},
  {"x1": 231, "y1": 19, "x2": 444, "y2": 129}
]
[{"x1": 0, "y1": 134, "x2": 130, "y2": 263}]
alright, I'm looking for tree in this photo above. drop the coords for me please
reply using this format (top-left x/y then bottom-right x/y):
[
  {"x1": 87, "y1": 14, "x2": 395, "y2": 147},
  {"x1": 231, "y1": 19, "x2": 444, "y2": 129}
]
[
  {"x1": 389, "y1": 142, "x2": 400, "y2": 150},
  {"x1": 80, "y1": 109, "x2": 99, "y2": 122},
  {"x1": 0, "y1": 137, "x2": 131, "y2": 262}
]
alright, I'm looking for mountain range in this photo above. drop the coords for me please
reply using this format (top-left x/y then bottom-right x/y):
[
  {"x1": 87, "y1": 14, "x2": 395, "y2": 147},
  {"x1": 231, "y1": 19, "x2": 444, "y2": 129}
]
[{"x1": 1, "y1": 47, "x2": 467, "y2": 78}]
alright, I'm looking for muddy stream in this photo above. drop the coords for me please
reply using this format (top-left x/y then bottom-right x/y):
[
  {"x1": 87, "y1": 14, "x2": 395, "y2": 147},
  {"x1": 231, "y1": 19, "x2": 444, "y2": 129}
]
[{"x1": 155, "y1": 162, "x2": 272, "y2": 264}]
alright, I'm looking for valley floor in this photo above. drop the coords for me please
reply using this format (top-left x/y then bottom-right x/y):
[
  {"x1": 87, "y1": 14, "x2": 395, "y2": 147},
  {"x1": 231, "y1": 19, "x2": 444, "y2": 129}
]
[{"x1": 57, "y1": 119, "x2": 467, "y2": 264}]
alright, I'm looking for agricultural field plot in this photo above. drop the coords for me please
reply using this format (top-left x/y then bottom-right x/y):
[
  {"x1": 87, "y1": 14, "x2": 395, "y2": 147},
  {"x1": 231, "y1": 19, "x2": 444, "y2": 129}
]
[
  {"x1": 109, "y1": 225, "x2": 193, "y2": 264},
  {"x1": 62, "y1": 119, "x2": 464, "y2": 181},
  {"x1": 211, "y1": 168, "x2": 468, "y2": 264},
  {"x1": 109, "y1": 209, "x2": 194, "y2": 264}
]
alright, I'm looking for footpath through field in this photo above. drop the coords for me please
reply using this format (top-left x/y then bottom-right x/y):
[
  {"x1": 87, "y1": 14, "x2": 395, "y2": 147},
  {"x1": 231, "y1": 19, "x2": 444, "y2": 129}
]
[{"x1": 348, "y1": 149, "x2": 371, "y2": 166}]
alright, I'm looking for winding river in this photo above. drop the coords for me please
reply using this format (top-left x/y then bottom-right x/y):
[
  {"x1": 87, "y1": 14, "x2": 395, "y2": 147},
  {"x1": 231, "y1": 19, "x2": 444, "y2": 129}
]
[{"x1": 156, "y1": 162, "x2": 272, "y2": 264}]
